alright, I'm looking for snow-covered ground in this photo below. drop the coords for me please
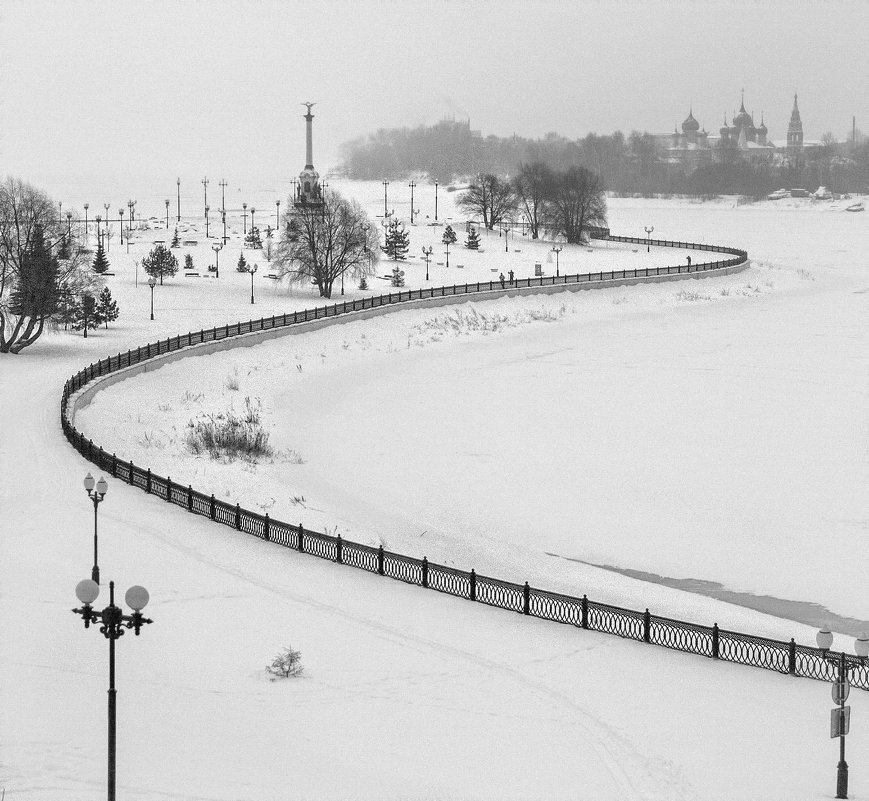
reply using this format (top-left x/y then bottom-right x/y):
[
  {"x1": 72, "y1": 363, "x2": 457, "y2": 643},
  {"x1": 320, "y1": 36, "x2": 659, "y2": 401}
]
[{"x1": 2, "y1": 188, "x2": 868, "y2": 799}]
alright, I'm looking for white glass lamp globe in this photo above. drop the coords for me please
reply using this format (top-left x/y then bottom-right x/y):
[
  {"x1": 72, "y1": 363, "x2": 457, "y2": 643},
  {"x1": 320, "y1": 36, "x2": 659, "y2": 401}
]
[
  {"x1": 816, "y1": 628, "x2": 834, "y2": 650},
  {"x1": 855, "y1": 634, "x2": 869, "y2": 659},
  {"x1": 83, "y1": 472, "x2": 95, "y2": 492},
  {"x1": 76, "y1": 579, "x2": 100, "y2": 605},
  {"x1": 148, "y1": 275, "x2": 156, "y2": 288},
  {"x1": 125, "y1": 585, "x2": 150, "y2": 612},
  {"x1": 96, "y1": 477, "x2": 108, "y2": 496}
]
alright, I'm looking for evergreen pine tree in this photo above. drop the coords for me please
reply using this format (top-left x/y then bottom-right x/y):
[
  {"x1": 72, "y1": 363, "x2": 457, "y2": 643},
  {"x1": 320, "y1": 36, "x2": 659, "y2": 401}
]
[
  {"x1": 92, "y1": 240, "x2": 110, "y2": 274},
  {"x1": 391, "y1": 265, "x2": 405, "y2": 287},
  {"x1": 381, "y1": 219, "x2": 410, "y2": 260},
  {"x1": 245, "y1": 226, "x2": 262, "y2": 248},
  {"x1": 71, "y1": 293, "x2": 97, "y2": 334},
  {"x1": 171, "y1": 228, "x2": 180, "y2": 248},
  {"x1": 95, "y1": 286, "x2": 120, "y2": 329},
  {"x1": 184, "y1": 253, "x2": 194, "y2": 271},
  {"x1": 10, "y1": 224, "x2": 60, "y2": 322},
  {"x1": 265, "y1": 225, "x2": 273, "y2": 260},
  {"x1": 237, "y1": 252, "x2": 248, "y2": 272},
  {"x1": 142, "y1": 243, "x2": 178, "y2": 285},
  {"x1": 465, "y1": 226, "x2": 480, "y2": 249},
  {"x1": 442, "y1": 225, "x2": 457, "y2": 245}
]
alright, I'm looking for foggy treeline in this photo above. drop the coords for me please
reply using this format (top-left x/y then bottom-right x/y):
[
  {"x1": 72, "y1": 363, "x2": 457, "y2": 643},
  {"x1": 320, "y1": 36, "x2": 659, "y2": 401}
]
[{"x1": 339, "y1": 120, "x2": 869, "y2": 197}]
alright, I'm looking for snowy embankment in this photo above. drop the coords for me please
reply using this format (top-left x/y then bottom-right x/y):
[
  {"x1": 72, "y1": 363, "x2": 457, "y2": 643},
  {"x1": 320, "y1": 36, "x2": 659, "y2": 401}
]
[{"x1": 3, "y1": 194, "x2": 868, "y2": 800}]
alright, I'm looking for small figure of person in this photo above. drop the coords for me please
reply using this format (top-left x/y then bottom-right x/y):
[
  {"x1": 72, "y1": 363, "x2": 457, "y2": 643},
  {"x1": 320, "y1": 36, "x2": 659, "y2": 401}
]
[
  {"x1": 499, "y1": 272, "x2": 505, "y2": 289},
  {"x1": 687, "y1": 255, "x2": 692, "y2": 267},
  {"x1": 508, "y1": 269, "x2": 514, "y2": 285}
]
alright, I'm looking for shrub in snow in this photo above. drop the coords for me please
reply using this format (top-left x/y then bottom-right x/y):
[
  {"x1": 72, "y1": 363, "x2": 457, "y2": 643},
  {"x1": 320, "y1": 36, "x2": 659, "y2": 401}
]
[
  {"x1": 224, "y1": 369, "x2": 240, "y2": 391},
  {"x1": 358, "y1": 273, "x2": 369, "y2": 290},
  {"x1": 171, "y1": 228, "x2": 180, "y2": 248},
  {"x1": 185, "y1": 397, "x2": 273, "y2": 461},
  {"x1": 184, "y1": 253, "x2": 194, "y2": 271},
  {"x1": 391, "y1": 265, "x2": 405, "y2": 287},
  {"x1": 266, "y1": 646, "x2": 304, "y2": 679},
  {"x1": 95, "y1": 286, "x2": 119, "y2": 328}
]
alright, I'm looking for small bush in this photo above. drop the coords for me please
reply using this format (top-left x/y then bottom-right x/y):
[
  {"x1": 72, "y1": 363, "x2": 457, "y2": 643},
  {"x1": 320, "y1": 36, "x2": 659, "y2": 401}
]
[
  {"x1": 224, "y1": 369, "x2": 240, "y2": 391},
  {"x1": 266, "y1": 646, "x2": 304, "y2": 679},
  {"x1": 185, "y1": 397, "x2": 273, "y2": 461}
]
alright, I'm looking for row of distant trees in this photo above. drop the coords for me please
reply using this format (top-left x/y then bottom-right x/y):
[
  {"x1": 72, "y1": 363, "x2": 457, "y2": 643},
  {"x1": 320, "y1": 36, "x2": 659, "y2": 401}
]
[
  {"x1": 340, "y1": 120, "x2": 869, "y2": 195},
  {"x1": 458, "y1": 164, "x2": 607, "y2": 243}
]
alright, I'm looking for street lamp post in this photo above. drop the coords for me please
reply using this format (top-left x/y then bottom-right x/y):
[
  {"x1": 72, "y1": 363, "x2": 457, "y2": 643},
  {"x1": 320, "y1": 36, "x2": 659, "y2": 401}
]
[
  {"x1": 83, "y1": 473, "x2": 108, "y2": 583},
  {"x1": 444, "y1": 239, "x2": 451, "y2": 270},
  {"x1": 382, "y1": 180, "x2": 389, "y2": 217},
  {"x1": 66, "y1": 211, "x2": 73, "y2": 240},
  {"x1": 644, "y1": 225, "x2": 654, "y2": 253},
  {"x1": 247, "y1": 263, "x2": 258, "y2": 304},
  {"x1": 250, "y1": 207, "x2": 256, "y2": 233},
  {"x1": 421, "y1": 245, "x2": 433, "y2": 281},
  {"x1": 434, "y1": 180, "x2": 438, "y2": 222},
  {"x1": 205, "y1": 205, "x2": 210, "y2": 238},
  {"x1": 408, "y1": 181, "x2": 416, "y2": 224},
  {"x1": 275, "y1": 200, "x2": 281, "y2": 229},
  {"x1": 552, "y1": 246, "x2": 562, "y2": 277},
  {"x1": 218, "y1": 178, "x2": 227, "y2": 211},
  {"x1": 176, "y1": 177, "x2": 181, "y2": 221},
  {"x1": 95, "y1": 215, "x2": 102, "y2": 248},
  {"x1": 221, "y1": 210, "x2": 227, "y2": 244},
  {"x1": 816, "y1": 628, "x2": 869, "y2": 799},
  {"x1": 148, "y1": 275, "x2": 156, "y2": 320},
  {"x1": 164, "y1": 200, "x2": 170, "y2": 229},
  {"x1": 118, "y1": 210, "x2": 124, "y2": 245},
  {"x1": 84, "y1": 203, "x2": 89, "y2": 238},
  {"x1": 104, "y1": 205, "x2": 110, "y2": 246},
  {"x1": 212, "y1": 242, "x2": 223, "y2": 278},
  {"x1": 127, "y1": 200, "x2": 134, "y2": 232},
  {"x1": 500, "y1": 222, "x2": 510, "y2": 253},
  {"x1": 72, "y1": 578, "x2": 152, "y2": 801},
  {"x1": 242, "y1": 203, "x2": 248, "y2": 236},
  {"x1": 201, "y1": 176, "x2": 209, "y2": 219}
]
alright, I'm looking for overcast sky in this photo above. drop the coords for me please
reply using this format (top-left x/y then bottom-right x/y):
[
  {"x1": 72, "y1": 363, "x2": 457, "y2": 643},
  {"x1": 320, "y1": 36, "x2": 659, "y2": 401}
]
[{"x1": 2, "y1": 0, "x2": 868, "y2": 191}]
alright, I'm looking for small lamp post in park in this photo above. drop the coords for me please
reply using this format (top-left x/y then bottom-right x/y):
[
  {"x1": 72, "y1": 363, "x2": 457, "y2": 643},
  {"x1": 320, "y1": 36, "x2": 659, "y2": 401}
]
[
  {"x1": 212, "y1": 242, "x2": 223, "y2": 278},
  {"x1": 250, "y1": 207, "x2": 256, "y2": 233},
  {"x1": 164, "y1": 199, "x2": 170, "y2": 229},
  {"x1": 72, "y1": 578, "x2": 152, "y2": 801},
  {"x1": 118, "y1": 209, "x2": 124, "y2": 245},
  {"x1": 275, "y1": 200, "x2": 281, "y2": 229},
  {"x1": 551, "y1": 245, "x2": 562, "y2": 277},
  {"x1": 421, "y1": 245, "x2": 433, "y2": 281},
  {"x1": 205, "y1": 205, "x2": 210, "y2": 238},
  {"x1": 644, "y1": 225, "x2": 654, "y2": 253},
  {"x1": 242, "y1": 203, "x2": 248, "y2": 236},
  {"x1": 84, "y1": 203, "x2": 90, "y2": 237},
  {"x1": 83, "y1": 473, "x2": 108, "y2": 583},
  {"x1": 247, "y1": 263, "x2": 258, "y2": 304},
  {"x1": 816, "y1": 627, "x2": 869, "y2": 799},
  {"x1": 148, "y1": 275, "x2": 156, "y2": 320}
]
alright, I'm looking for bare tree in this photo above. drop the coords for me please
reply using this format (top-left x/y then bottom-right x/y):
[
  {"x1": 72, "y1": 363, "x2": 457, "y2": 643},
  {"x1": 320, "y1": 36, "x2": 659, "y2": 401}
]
[
  {"x1": 513, "y1": 162, "x2": 554, "y2": 239},
  {"x1": 544, "y1": 166, "x2": 607, "y2": 244},
  {"x1": 273, "y1": 191, "x2": 378, "y2": 298},
  {"x1": 0, "y1": 177, "x2": 94, "y2": 353},
  {"x1": 457, "y1": 173, "x2": 516, "y2": 229}
]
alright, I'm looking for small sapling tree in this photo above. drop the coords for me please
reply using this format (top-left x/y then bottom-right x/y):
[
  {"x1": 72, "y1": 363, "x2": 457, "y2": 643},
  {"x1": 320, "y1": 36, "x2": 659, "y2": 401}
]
[
  {"x1": 142, "y1": 243, "x2": 178, "y2": 285},
  {"x1": 266, "y1": 646, "x2": 304, "y2": 679},
  {"x1": 171, "y1": 228, "x2": 180, "y2": 248},
  {"x1": 236, "y1": 253, "x2": 248, "y2": 272},
  {"x1": 184, "y1": 253, "x2": 194, "y2": 271},
  {"x1": 391, "y1": 265, "x2": 405, "y2": 287},
  {"x1": 465, "y1": 226, "x2": 480, "y2": 249},
  {"x1": 442, "y1": 225, "x2": 457, "y2": 245}
]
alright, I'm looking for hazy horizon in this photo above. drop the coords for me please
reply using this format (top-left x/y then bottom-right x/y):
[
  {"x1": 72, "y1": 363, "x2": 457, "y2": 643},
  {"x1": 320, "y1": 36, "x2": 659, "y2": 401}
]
[{"x1": 2, "y1": 0, "x2": 867, "y2": 198}]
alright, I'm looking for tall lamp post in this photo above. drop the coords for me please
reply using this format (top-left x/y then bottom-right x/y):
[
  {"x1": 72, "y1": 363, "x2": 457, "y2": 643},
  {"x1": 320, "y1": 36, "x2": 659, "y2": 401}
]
[
  {"x1": 212, "y1": 242, "x2": 223, "y2": 278},
  {"x1": 204, "y1": 205, "x2": 210, "y2": 238},
  {"x1": 408, "y1": 180, "x2": 416, "y2": 224},
  {"x1": 104, "y1": 204, "x2": 111, "y2": 248},
  {"x1": 148, "y1": 275, "x2": 156, "y2": 320},
  {"x1": 127, "y1": 200, "x2": 134, "y2": 232},
  {"x1": 164, "y1": 199, "x2": 170, "y2": 229},
  {"x1": 83, "y1": 473, "x2": 108, "y2": 583},
  {"x1": 247, "y1": 263, "x2": 258, "y2": 304},
  {"x1": 421, "y1": 245, "x2": 433, "y2": 281},
  {"x1": 500, "y1": 222, "x2": 510, "y2": 253},
  {"x1": 118, "y1": 209, "x2": 124, "y2": 245},
  {"x1": 72, "y1": 578, "x2": 152, "y2": 801},
  {"x1": 221, "y1": 210, "x2": 227, "y2": 244},
  {"x1": 644, "y1": 225, "x2": 654, "y2": 253},
  {"x1": 84, "y1": 203, "x2": 90, "y2": 238},
  {"x1": 816, "y1": 628, "x2": 869, "y2": 799},
  {"x1": 250, "y1": 207, "x2": 256, "y2": 233},
  {"x1": 434, "y1": 180, "x2": 438, "y2": 222},
  {"x1": 66, "y1": 211, "x2": 73, "y2": 240},
  {"x1": 382, "y1": 180, "x2": 389, "y2": 217},
  {"x1": 551, "y1": 245, "x2": 562, "y2": 277},
  {"x1": 201, "y1": 176, "x2": 209, "y2": 219},
  {"x1": 176, "y1": 177, "x2": 181, "y2": 221},
  {"x1": 218, "y1": 177, "x2": 227, "y2": 211},
  {"x1": 242, "y1": 203, "x2": 248, "y2": 236},
  {"x1": 275, "y1": 200, "x2": 281, "y2": 229}
]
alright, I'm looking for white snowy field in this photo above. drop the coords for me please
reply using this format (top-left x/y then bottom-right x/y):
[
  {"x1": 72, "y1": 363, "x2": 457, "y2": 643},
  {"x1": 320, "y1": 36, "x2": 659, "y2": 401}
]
[{"x1": 2, "y1": 189, "x2": 868, "y2": 800}]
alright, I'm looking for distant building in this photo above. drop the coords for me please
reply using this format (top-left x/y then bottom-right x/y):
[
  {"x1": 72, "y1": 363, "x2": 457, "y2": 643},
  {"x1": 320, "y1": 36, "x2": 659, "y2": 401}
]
[{"x1": 654, "y1": 91, "x2": 822, "y2": 172}]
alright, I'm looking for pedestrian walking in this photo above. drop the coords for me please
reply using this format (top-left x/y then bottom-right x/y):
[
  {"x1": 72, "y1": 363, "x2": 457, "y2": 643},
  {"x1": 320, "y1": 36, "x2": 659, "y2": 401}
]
[
  {"x1": 687, "y1": 255, "x2": 692, "y2": 267},
  {"x1": 508, "y1": 269, "x2": 514, "y2": 285},
  {"x1": 499, "y1": 272, "x2": 505, "y2": 289}
]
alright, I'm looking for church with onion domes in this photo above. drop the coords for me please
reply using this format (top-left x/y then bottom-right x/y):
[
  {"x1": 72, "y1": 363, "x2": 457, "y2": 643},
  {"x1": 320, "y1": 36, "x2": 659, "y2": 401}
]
[{"x1": 654, "y1": 91, "x2": 820, "y2": 173}]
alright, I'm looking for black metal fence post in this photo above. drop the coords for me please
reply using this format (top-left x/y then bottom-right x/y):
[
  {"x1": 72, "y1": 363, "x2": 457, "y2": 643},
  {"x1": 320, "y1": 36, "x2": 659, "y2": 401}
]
[
  {"x1": 264, "y1": 513, "x2": 270, "y2": 541},
  {"x1": 523, "y1": 582, "x2": 530, "y2": 615},
  {"x1": 336, "y1": 534, "x2": 343, "y2": 563},
  {"x1": 422, "y1": 557, "x2": 429, "y2": 588},
  {"x1": 166, "y1": 476, "x2": 172, "y2": 502},
  {"x1": 581, "y1": 595, "x2": 589, "y2": 629},
  {"x1": 712, "y1": 623, "x2": 720, "y2": 659},
  {"x1": 789, "y1": 639, "x2": 797, "y2": 675},
  {"x1": 145, "y1": 468, "x2": 151, "y2": 494},
  {"x1": 210, "y1": 494, "x2": 216, "y2": 520},
  {"x1": 470, "y1": 569, "x2": 477, "y2": 601},
  {"x1": 643, "y1": 609, "x2": 651, "y2": 643},
  {"x1": 235, "y1": 503, "x2": 241, "y2": 530},
  {"x1": 298, "y1": 524, "x2": 305, "y2": 553},
  {"x1": 378, "y1": 545, "x2": 384, "y2": 575},
  {"x1": 187, "y1": 485, "x2": 193, "y2": 511}
]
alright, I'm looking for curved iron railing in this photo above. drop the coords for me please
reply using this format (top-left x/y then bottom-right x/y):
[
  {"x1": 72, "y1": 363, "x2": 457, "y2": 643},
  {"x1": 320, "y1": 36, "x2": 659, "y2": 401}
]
[{"x1": 61, "y1": 234, "x2": 866, "y2": 691}]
